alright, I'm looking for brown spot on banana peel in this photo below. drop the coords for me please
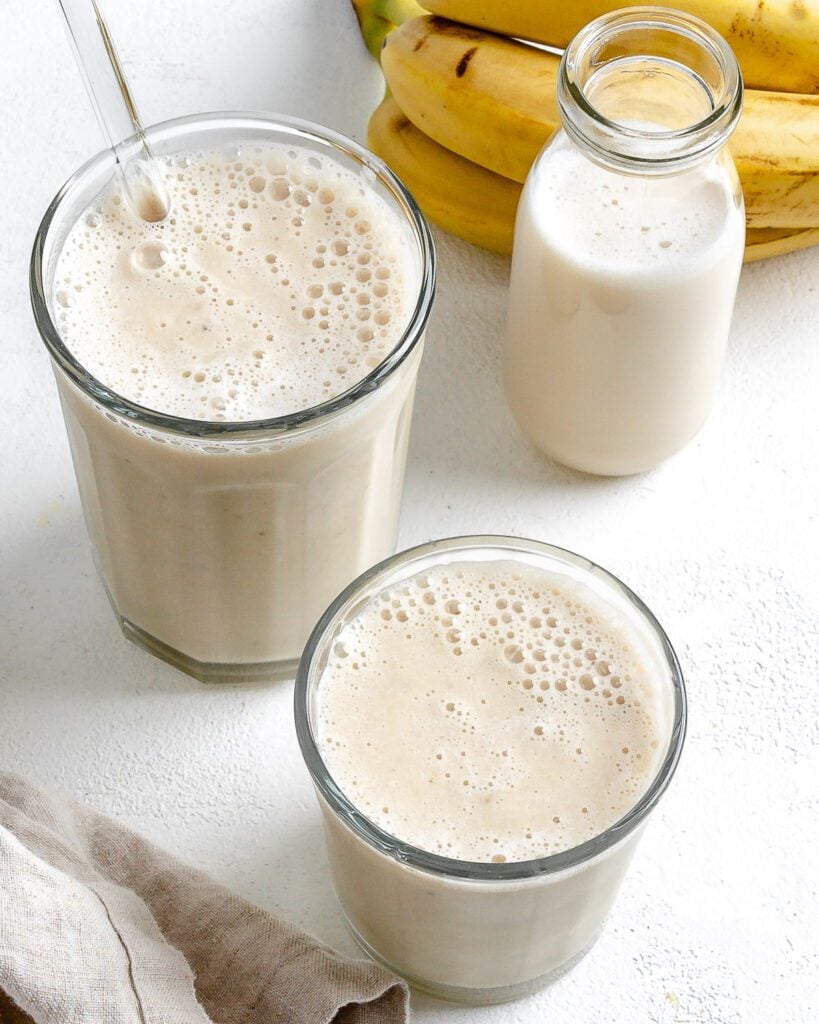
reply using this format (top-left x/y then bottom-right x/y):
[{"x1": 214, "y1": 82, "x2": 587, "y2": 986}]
[
  {"x1": 781, "y1": 177, "x2": 814, "y2": 200},
  {"x1": 456, "y1": 46, "x2": 478, "y2": 77},
  {"x1": 428, "y1": 15, "x2": 484, "y2": 40},
  {"x1": 791, "y1": 1, "x2": 807, "y2": 20}
]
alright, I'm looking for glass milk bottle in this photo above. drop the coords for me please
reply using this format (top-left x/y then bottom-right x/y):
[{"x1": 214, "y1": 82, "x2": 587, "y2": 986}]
[{"x1": 504, "y1": 8, "x2": 745, "y2": 476}]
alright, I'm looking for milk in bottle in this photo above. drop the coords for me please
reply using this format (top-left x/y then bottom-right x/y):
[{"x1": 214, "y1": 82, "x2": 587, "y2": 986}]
[{"x1": 504, "y1": 10, "x2": 745, "y2": 475}]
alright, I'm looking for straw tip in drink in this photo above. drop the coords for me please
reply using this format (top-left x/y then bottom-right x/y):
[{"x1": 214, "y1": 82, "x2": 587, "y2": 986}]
[{"x1": 136, "y1": 189, "x2": 170, "y2": 223}]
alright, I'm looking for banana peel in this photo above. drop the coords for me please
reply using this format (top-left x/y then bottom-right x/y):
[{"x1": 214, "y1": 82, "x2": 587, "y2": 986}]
[
  {"x1": 351, "y1": 0, "x2": 426, "y2": 59},
  {"x1": 423, "y1": 0, "x2": 819, "y2": 94}
]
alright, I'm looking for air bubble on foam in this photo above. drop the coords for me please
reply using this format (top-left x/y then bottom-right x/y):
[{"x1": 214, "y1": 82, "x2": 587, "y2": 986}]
[
  {"x1": 504, "y1": 645, "x2": 525, "y2": 664},
  {"x1": 132, "y1": 242, "x2": 169, "y2": 271},
  {"x1": 269, "y1": 178, "x2": 292, "y2": 201}
]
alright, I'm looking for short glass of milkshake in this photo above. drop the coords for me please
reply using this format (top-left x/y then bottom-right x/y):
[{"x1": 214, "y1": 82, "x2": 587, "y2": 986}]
[
  {"x1": 30, "y1": 113, "x2": 435, "y2": 683},
  {"x1": 295, "y1": 535, "x2": 686, "y2": 1003}
]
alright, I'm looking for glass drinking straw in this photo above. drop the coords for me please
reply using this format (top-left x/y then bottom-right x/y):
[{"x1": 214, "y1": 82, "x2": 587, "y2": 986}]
[{"x1": 56, "y1": 0, "x2": 171, "y2": 221}]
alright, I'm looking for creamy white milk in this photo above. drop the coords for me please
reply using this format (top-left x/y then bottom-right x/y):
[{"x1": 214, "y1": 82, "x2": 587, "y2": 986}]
[
  {"x1": 49, "y1": 135, "x2": 425, "y2": 678},
  {"x1": 504, "y1": 133, "x2": 745, "y2": 476},
  {"x1": 311, "y1": 555, "x2": 677, "y2": 996}
]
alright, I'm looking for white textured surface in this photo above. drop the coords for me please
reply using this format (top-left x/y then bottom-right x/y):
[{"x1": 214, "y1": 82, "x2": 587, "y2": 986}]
[{"x1": 1, "y1": 2, "x2": 817, "y2": 1021}]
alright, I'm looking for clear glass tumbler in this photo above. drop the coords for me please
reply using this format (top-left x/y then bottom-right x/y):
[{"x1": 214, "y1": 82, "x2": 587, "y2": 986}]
[
  {"x1": 295, "y1": 535, "x2": 687, "y2": 1004},
  {"x1": 504, "y1": 8, "x2": 745, "y2": 475},
  {"x1": 31, "y1": 113, "x2": 435, "y2": 683}
]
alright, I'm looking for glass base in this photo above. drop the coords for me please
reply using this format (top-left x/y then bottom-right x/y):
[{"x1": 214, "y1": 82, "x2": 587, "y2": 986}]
[
  {"x1": 117, "y1": 615, "x2": 298, "y2": 684},
  {"x1": 342, "y1": 913, "x2": 601, "y2": 1006}
]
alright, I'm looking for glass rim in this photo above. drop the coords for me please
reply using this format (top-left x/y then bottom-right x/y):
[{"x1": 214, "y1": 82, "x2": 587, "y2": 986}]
[
  {"x1": 558, "y1": 6, "x2": 743, "y2": 172},
  {"x1": 29, "y1": 110, "x2": 436, "y2": 439},
  {"x1": 295, "y1": 534, "x2": 687, "y2": 883}
]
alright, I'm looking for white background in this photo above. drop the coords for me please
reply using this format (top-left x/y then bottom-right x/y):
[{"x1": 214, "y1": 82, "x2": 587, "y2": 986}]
[{"x1": 1, "y1": 2, "x2": 817, "y2": 1021}]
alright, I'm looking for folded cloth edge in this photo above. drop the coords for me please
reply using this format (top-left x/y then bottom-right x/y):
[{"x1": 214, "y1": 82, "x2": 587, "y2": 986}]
[{"x1": 0, "y1": 771, "x2": 408, "y2": 1024}]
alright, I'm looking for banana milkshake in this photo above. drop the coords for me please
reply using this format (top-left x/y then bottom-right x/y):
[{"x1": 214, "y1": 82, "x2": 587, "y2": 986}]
[
  {"x1": 32, "y1": 115, "x2": 434, "y2": 681},
  {"x1": 296, "y1": 537, "x2": 686, "y2": 1002}
]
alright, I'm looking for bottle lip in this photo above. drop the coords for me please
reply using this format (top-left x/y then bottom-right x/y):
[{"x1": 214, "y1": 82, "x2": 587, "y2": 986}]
[{"x1": 557, "y1": 6, "x2": 743, "y2": 174}]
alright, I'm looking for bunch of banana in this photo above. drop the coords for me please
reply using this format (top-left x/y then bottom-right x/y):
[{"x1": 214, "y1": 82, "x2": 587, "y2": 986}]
[{"x1": 352, "y1": 0, "x2": 819, "y2": 261}]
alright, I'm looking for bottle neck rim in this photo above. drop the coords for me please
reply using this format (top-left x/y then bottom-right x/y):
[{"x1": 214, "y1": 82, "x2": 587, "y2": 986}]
[{"x1": 557, "y1": 7, "x2": 743, "y2": 175}]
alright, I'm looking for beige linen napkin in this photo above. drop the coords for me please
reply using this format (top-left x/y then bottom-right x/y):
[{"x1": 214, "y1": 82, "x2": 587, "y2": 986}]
[{"x1": 0, "y1": 772, "x2": 408, "y2": 1024}]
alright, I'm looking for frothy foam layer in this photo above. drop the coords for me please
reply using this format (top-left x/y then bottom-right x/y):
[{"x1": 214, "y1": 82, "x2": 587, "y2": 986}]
[
  {"x1": 53, "y1": 142, "x2": 418, "y2": 420},
  {"x1": 317, "y1": 560, "x2": 673, "y2": 863}
]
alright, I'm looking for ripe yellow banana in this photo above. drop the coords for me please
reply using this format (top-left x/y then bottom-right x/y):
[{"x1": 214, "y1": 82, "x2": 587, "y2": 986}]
[
  {"x1": 382, "y1": 15, "x2": 819, "y2": 227},
  {"x1": 423, "y1": 0, "x2": 819, "y2": 94},
  {"x1": 382, "y1": 17, "x2": 560, "y2": 181},
  {"x1": 737, "y1": 91, "x2": 819, "y2": 225},
  {"x1": 743, "y1": 225, "x2": 819, "y2": 261},
  {"x1": 368, "y1": 95, "x2": 818, "y2": 261}
]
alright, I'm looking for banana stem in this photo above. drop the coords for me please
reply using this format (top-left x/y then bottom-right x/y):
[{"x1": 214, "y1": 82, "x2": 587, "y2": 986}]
[{"x1": 351, "y1": 0, "x2": 425, "y2": 60}]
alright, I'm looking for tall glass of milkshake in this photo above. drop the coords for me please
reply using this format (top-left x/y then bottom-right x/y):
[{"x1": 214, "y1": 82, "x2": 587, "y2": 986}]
[
  {"x1": 296, "y1": 535, "x2": 686, "y2": 1003},
  {"x1": 31, "y1": 113, "x2": 435, "y2": 683}
]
